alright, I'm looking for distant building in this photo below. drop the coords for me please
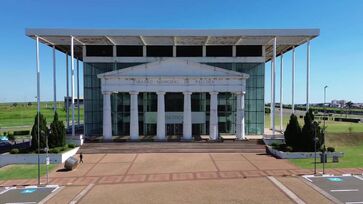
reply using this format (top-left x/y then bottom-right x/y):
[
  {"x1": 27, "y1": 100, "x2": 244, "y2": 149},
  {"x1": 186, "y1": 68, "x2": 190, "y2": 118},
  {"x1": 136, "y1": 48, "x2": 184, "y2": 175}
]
[
  {"x1": 331, "y1": 100, "x2": 347, "y2": 108},
  {"x1": 64, "y1": 96, "x2": 83, "y2": 109}
]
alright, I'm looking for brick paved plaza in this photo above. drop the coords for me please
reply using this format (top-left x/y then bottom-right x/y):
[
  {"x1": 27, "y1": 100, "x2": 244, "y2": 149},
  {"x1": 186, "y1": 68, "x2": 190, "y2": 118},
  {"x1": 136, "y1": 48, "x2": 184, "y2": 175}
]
[{"x1": 2, "y1": 153, "x2": 361, "y2": 203}]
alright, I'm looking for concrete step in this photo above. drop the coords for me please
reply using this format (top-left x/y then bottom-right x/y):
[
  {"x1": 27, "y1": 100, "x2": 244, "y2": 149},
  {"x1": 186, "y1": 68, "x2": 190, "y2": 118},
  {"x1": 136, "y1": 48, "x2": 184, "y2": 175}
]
[{"x1": 79, "y1": 140, "x2": 266, "y2": 154}]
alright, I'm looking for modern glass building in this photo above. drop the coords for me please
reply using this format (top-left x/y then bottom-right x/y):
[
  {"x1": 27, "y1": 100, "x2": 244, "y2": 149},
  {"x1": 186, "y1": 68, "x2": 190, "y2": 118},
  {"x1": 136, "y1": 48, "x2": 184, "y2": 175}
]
[{"x1": 26, "y1": 29, "x2": 319, "y2": 141}]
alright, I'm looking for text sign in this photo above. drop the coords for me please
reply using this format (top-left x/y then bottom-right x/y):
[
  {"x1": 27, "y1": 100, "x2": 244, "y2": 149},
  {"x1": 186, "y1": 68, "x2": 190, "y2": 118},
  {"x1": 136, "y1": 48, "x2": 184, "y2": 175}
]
[{"x1": 144, "y1": 112, "x2": 206, "y2": 124}]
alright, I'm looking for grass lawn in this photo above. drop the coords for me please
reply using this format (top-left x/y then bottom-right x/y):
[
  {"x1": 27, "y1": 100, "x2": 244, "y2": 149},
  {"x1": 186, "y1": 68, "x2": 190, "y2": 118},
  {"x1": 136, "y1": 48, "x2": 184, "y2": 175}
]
[
  {"x1": 0, "y1": 102, "x2": 83, "y2": 132},
  {"x1": 265, "y1": 112, "x2": 363, "y2": 169},
  {"x1": 265, "y1": 113, "x2": 363, "y2": 134},
  {"x1": 0, "y1": 164, "x2": 57, "y2": 180},
  {"x1": 289, "y1": 143, "x2": 363, "y2": 169}
]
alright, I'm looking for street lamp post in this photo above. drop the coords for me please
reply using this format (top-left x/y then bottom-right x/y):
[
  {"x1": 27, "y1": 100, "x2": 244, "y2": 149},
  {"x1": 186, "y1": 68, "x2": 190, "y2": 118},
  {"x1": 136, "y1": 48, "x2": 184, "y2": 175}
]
[
  {"x1": 314, "y1": 136, "x2": 319, "y2": 175},
  {"x1": 323, "y1": 85, "x2": 328, "y2": 174}
]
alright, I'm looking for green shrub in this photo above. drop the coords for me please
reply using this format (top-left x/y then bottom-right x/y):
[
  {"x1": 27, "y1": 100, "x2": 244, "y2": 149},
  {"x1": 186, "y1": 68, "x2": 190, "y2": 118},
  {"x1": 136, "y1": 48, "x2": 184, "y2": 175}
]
[
  {"x1": 49, "y1": 148, "x2": 59, "y2": 153},
  {"x1": 7, "y1": 134, "x2": 15, "y2": 142},
  {"x1": 31, "y1": 113, "x2": 48, "y2": 150},
  {"x1": 13, "y1": 130, "x2": 30, "y2": 136},
  {"x1": 49, "y1": 112, "x2": 66, "y2": 148},
  {"x1": 68, "y1": 144, "x2": 75, "y2": 148},
  {"x1": 327, "y1": 147, "x2": 335, "y2": 152},
  {"x1": 7, "y1": 131, "x2": 14, "y2": 136},
  {"x1": 284, "y1": 114, "x2": 302, "y2": 151},
  {"x1": 270, "y1": 143, "x2": 279, "y2": 149},
  {"x1": 10, "y1": 148, "x2": 19, "y2": 154},
  {"x1": 60, "y1": 147, "x2": 66, "y2": 152},
  {"x1": 285, "y1": 146, "x2": 293, "y2": 152}
]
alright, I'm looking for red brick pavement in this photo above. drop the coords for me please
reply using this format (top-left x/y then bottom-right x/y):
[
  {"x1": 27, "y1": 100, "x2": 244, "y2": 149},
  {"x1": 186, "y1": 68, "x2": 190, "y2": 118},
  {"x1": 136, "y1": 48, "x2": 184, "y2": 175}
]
[{"x1": 1, "y1": 167, "x2": 363, "y2": 187}]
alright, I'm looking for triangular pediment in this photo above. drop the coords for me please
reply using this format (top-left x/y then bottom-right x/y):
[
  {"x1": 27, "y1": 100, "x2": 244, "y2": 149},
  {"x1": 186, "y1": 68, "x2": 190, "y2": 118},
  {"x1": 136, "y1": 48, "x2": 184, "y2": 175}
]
[{"x1": 98, "y1": 59, "x2": 248, "y2": 78}]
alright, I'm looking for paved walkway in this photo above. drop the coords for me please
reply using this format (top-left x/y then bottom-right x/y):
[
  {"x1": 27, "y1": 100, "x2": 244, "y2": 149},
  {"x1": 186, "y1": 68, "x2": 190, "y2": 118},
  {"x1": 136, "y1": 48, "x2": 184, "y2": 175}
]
[{"x1": 1, "y1": 153, "x2": 362, "y2": 203}]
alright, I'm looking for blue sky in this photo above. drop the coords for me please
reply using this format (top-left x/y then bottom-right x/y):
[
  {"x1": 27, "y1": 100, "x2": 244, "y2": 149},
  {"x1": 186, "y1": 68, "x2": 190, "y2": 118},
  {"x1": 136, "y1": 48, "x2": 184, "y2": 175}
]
[{"x1": 0, "y1": 0, "x2": 362, "y2": 103}]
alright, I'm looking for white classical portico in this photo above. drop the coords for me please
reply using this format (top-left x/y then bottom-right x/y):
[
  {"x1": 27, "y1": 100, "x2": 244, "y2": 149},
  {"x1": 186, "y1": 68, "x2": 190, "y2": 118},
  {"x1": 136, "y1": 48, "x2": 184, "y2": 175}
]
[{"x1": 98, "y1": 58, "x2": 249, "y2": 141}]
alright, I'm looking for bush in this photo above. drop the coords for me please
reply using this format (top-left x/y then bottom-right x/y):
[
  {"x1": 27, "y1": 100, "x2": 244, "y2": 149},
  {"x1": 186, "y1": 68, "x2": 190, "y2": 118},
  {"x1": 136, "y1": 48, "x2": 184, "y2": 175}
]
[
  {"x1": 327, "y1": 147, "x2": 335, "y2": 152},
  {"x1": 31, "y1": 113, "x2": 48, "y2": 150},
  {"x1": 7, "y1": 134, "x2": 15, "y2": 142},
  {"x1": 284, "y1": 114, "x2": 302, "y2": 151},
  {"x1": 10, "y1": 148, "x2": 19, "y2": 154},
  {"x1": 270, "y1": 143, "x2": 279, "y2": 149},
  {"x1": 49, "y1": 112, "x2": 66, "y2": 148},
  {"x1": 68, "y1": 144, "x2": 75, "y2": 148},
  {"x1": 49, "y1": 148, "x2": 59, "y2": 153},
  {"x1": 13, "y1": 130, "x2": 30, "y2": 135},
  {"x1": 285, "y1": 146, "x2": 293, "y2": 152}
]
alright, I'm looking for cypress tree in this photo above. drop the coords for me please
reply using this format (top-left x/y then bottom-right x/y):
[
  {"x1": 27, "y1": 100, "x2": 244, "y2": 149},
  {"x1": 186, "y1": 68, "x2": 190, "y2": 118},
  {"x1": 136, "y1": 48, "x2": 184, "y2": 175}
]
[
  {"x1": 284, "y1": 114, "x2": 302, "y2": 151},
  {"x1": 49, "y1": 111, "x2": 66, "y2": 148},
  {"x1": 31, "y1": 113, "x2": 48, "y2": 150}
]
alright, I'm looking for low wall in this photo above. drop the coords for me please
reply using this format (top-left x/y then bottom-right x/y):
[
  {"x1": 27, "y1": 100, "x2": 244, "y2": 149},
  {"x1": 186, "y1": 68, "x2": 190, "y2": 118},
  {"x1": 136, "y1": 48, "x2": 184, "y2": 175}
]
[
  {"x1": 0, "y1": 147, "x2": 79, "y2": 167},
  {"x1": 266, "y1": 146, "x2": 344, "y2": 159}
]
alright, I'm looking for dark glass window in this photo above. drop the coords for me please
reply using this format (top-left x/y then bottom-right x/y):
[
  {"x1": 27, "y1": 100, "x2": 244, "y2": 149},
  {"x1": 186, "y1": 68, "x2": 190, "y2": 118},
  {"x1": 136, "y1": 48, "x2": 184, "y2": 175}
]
[
  {"x1": 236, "y1": 45, "x2": 262, "y2": 57},
  {"x1": 86, "y1": 45, "x2": 113, "y2": 57},
  {"x1": 206, "y1": 46, "x2": 232, "y2": 57},
  {"x1": 146, "y1": 46, "x2": 173, "y2": 57},
  {"x1": 117, "y1": 46, "x2": 143, "y2": 57},
  {"x1": 176, "y1": 46, "x2": 203, "y2": 57}
]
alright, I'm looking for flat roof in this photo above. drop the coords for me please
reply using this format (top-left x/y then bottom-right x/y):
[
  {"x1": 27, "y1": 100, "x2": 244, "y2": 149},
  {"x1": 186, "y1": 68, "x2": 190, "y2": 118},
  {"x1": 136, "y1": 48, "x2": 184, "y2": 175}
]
[{"x1": 26, "y1": 28, "x2": 320, "y2": 61}]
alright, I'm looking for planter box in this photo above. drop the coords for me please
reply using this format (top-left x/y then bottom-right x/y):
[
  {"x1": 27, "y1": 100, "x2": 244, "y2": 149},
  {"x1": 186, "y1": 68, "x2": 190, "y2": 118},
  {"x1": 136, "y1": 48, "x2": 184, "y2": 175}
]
[
  {"x1": 266, "y1": 146, "x2": 344, "y2": 159},
  {"x1": 0, "y1": 147, "x2": 79, "y2": 167}
]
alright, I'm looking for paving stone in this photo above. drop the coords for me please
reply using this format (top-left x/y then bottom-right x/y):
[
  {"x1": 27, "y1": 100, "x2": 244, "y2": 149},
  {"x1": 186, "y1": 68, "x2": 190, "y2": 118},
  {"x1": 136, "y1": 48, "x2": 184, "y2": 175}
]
[
  {"x1": 171, "y1": 173, "x2": 194, "y2": 181},
  {"x1": 123, "y1": 174, "x2": 147, "y2": 182},
  {"x1": 147, "y1": 174, "x2": 171, "y2": 182}
]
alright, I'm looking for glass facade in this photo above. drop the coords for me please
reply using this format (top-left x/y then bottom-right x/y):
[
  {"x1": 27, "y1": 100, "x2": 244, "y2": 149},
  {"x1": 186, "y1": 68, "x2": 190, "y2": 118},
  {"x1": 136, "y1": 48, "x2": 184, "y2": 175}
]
[{"x1": 84, "y1": 62, "x2": 264, "y2": 137}]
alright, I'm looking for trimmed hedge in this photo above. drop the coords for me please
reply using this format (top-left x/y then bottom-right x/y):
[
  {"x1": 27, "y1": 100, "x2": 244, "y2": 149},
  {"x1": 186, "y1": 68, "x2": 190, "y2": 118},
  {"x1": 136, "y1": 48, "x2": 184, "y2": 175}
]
[{"x1": 13, "y1": 130, "x2": 30, "y2": 135}]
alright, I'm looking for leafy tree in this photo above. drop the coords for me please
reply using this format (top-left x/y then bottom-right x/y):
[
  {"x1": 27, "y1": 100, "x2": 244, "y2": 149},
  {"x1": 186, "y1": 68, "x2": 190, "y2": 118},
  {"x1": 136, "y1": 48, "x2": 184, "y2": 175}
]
[
  {"x1": 49, "y1": 111, "x2": 66, "y2": 148},
  {"x1": 31, "y1": 113, "x2": 48, "y2": 150},
  {"x1": 284, "y1": 114, "x2": 302, "y2": 151}
]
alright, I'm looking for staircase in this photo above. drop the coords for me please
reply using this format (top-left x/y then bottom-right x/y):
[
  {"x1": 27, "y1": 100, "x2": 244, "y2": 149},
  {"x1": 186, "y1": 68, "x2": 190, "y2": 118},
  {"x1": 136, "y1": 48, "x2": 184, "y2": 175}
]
[{"x1": 79, "y1": 140, "x2": 266, "y2": 154}]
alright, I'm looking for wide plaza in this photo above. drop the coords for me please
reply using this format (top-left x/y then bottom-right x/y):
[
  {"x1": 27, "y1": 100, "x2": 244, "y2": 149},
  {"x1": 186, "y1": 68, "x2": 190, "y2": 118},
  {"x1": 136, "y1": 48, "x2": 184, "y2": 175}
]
[{"x1": 2, "y1": 152, "x2": 357, "y2": 203}]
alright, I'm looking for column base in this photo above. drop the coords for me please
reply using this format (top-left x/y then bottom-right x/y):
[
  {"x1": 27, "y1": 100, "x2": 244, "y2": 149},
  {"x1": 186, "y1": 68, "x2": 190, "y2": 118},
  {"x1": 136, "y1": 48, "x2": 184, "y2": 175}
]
[
  {"x1": 103, "y1": 137, "x2": 113, "y2": 142},
  {"x1": 154, "y1": 137, "x2": 167, "y2": 142},
  {"x1": 181, "y1": 137, "x2": 193, "y2": 142}
]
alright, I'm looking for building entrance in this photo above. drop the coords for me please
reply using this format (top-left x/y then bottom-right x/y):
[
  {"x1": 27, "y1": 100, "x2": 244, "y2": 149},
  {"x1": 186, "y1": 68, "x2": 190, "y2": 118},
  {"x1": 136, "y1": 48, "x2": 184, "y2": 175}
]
[{"x1": 166, "y1": 124, "x2": 183, "y2": 136}]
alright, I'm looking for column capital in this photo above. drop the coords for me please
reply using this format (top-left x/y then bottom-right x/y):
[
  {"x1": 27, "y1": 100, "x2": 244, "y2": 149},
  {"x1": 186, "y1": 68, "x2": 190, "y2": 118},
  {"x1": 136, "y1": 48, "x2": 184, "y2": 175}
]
[
  {"x1": 129, "y1": 91, "x2": 139, "y2": 95},
  {"x1": 183, "y1": 91, "x2": 192, "y2": 95},
  {"x1": 157, "y1": 91, "x2": 166, "y2": 95},
  {"x1": 103, "y1": 91, "x2": 112, "y2": 95},
  {"x1": 235, "y1": 91, "x2": 246, "y2": 95},
  {"x1": 209, "y1": 91, "x2": 219, "y2": 95}
]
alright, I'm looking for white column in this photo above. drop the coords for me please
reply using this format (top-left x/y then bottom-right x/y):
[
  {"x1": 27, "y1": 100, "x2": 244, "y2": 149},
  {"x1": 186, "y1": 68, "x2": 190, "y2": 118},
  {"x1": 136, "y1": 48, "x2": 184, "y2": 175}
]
[
  {"x1": 36, "y1": 36, "x2": 40, "y2": 130},
  {"x1": 130, "y1": 91, "x2": 139, "y2": 140},
  {"x1": 52, "y1": 46, "x2": 57, "y2": 113},
  {"x1": 209, "y1": 92, "x2": 219, "y2": 140},
  {"x1": 77, "y1": 58, "x2": 80, "y2": 125},
  {"x1": 183, "y1": 91, "x2": 192, "y2": 140},
  {"x1": 71, "y1": 36, "x2": 75, "y2": 138},
  {"x1": 103, "y1": 92, "x2": 112, "y2": 140},
  {"x1": 280, "y1": 53, "x2": 284, "y2": 131},
  {"x1": 236, "y1": 92, "x2": 246, "y2": 140},
  {"x1": 306, "y1": 40, "x2": 310, "y2": 111},
  {"x1": 66, "y1": 53, "x2": 69, "y2": 128},
  {"x1": 270, "y1": 61, "x2": 273, "y2": 129},
  {"x1": 292, "y1": 46, "x2": 295, "y2": 114},
  {"x1": 272, "y1": 37, "x2": 277, "y2": 136},
  {"x1": 157, "y1": 91, "x2": 166, "y2": 140}
]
